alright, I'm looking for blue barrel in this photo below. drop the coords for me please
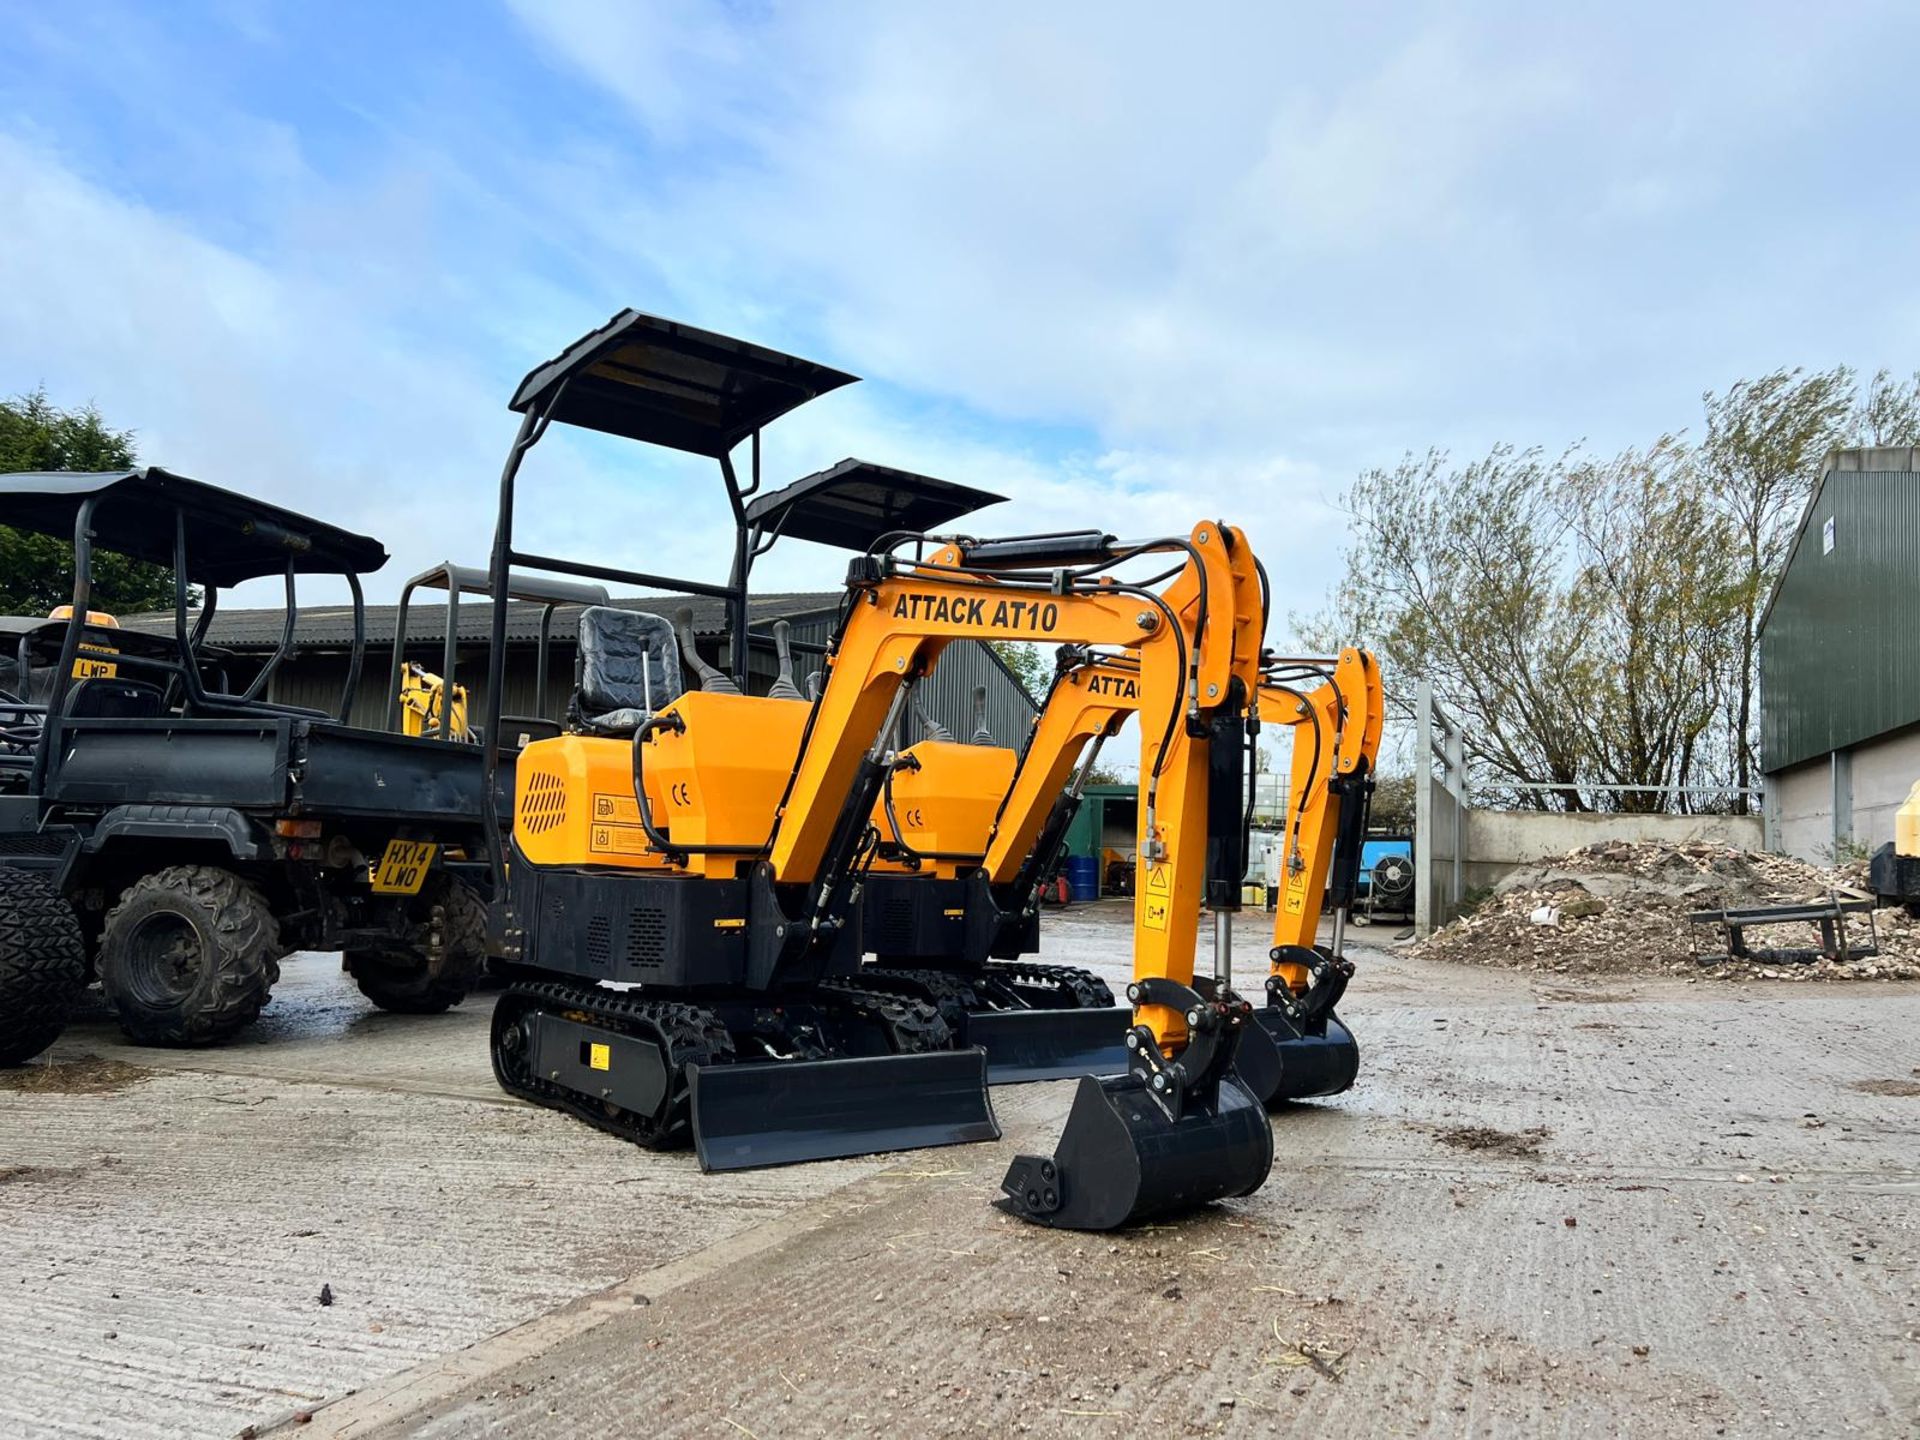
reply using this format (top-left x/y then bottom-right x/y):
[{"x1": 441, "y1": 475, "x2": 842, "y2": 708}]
[{"x1": 1065, "y1": 855, "x2": 1101, "y2": 902}]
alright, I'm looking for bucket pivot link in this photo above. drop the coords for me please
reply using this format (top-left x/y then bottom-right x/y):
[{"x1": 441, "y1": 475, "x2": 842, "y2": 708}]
[
  {"x1": 996, "y1": 977, "x2": 1275, "y2": 1231},
  {"x1": 1232, "y1": 943, "x2": 1360, "y2": 1106}
]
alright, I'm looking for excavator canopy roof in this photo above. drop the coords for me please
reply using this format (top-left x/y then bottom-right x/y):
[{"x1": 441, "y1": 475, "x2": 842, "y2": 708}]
[
  {"x1": 509, "y1": 309, "x2": 859, "y2": 457},
  {"x1": 743, "y1": 458, "x2": 1007, "y2": 552},
  {"x1": 0, "y1": 468, "x2": 389, "y2": 585}
]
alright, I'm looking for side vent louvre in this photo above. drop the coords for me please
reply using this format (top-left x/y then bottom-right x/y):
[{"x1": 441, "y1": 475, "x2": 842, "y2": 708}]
[
  {"x1": 586, "y1": 914, "x2": 612, "y2": 971},
  {"x1": 519, "y1": 769, "x2": 568, "y2": 835},
  {"x1": 627, "y1": 907, "x2": 667, "y2": 970}
]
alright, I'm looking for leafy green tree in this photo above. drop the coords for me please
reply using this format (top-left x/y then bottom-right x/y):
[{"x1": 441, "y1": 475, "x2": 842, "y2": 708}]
[
  {"x1": 1858, "y1": 368, "x2": 1920, "y2": 446},
  {"x1": 1700, "y1": 367, "x2": 1857, "y2": 806},
  {"x1": 0, "y1": 389, "x2": 182, "y2": 615},
  {"x1": 988, "y1": 640, "x2": 1050, "y2": 701}
]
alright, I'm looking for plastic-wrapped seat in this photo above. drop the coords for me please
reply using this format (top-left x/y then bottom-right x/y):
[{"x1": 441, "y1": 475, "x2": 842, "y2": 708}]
[{"x1": 569, "y1": 607, "x2": 683, "y2": 735}]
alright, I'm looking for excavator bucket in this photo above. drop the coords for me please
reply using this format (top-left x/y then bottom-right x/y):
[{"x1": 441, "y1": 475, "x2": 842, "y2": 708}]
[
  {"x1": 690, "y1": 1050, "x2": 1000, "y2": 1172},
  {"x1": 996, "y1": 981, "x2": 1275, "y2": 1230},
  {"x1": 1232, "y1": 1007, "x2": 1360, "y2": 1106},
  {"x1": 967, "y1": 1005, "x2": 1133, "y2": 1085},
  {"x1": 996, "y1": 1069, "x2": 1273, "y2": 1230}
]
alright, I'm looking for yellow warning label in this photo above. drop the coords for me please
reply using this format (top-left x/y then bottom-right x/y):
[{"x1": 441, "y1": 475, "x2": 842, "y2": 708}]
[
  {"x1": 1146, "y1": 865, "x2": 1170, "y2": 895},
  {"x1": 1284, "y1": 880, "x2": 1306, "y2": 916},
  {"x1": 591, "y1": 792, "x2": 643, "y2": 825},
  {"x1": 1143, "y1": 898, "x2": 1169, "y2": 932},
  {"x1": 589, "y1": 823, "x2": 654, "y2": 856},
  {"x1": 587, "y1": 1043, "x2": 611, "y2": 1071}
]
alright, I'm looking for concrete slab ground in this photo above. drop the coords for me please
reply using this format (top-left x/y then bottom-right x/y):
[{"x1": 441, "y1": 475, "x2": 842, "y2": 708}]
[{"x1": 3, "y1": 903, "x2": 1916, "y2": 1439}]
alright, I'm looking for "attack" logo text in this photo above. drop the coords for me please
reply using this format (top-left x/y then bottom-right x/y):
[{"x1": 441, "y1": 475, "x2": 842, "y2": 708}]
[{"x1": 891, "y1": 593, "x2": 1060, "y2": 633}]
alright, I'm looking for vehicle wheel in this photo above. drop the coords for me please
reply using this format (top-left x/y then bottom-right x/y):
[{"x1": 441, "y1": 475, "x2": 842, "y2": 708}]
[
  {"x1": 98, "y1": 866, "x2": 280, "y2": 1047},
  {"x1": 348, "y1": 877, "x2": 486, "y2": 1015},
  {"x1": 0, "y1": 869, "x2": 89, "y2": 1066}
]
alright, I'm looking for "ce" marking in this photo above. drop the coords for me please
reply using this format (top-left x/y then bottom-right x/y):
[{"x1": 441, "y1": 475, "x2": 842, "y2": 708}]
[{"x1": 670, "y1": 782, "x2": 692, "y2": 806}]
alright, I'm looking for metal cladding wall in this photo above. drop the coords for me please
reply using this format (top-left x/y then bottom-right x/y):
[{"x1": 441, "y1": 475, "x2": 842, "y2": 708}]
[
  {"x1": 256, "y1": 628, "x2": 1038, "y2": 747},
  {"x1": 1760, "y1": 451, "x2": 1920, "y2": 773}
]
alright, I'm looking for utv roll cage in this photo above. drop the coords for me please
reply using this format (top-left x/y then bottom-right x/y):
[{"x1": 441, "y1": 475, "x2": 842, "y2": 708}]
[
  {"x1": 478, "y1": 309, "x2": 1006, "y2": 879},
  {"x1": 0, "y1": 468, "x2": 388, "y2": 791}
]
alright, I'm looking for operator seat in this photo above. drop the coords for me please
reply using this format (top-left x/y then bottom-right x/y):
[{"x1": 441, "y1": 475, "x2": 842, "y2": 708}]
[{"x1": 569, "y1": 607, "x2": 684, "y2": 736}]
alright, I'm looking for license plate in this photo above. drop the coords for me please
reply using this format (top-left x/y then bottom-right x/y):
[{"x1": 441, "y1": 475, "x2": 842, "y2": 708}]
[
  {"x1": 73, "y1": 652, "x2": 118, "y2": 679},
  {"x1": 372, "y1": 839, "x2": 438, "y2": 894}
]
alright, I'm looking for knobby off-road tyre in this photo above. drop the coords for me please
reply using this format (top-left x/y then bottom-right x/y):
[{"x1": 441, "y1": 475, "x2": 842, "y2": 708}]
[
  {"x1": 0, "y1": 868, "x2": 89, "y2": 1066},
  {"x1": 347, "y1": 876, "x2": 487, "y2": 1016},
  {"x1": 98, "y1": 866, "x2": 280, "y2": 1047}
]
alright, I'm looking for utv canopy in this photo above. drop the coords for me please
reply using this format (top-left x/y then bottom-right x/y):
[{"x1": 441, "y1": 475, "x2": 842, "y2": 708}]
[
  {"x1": 0, "y1": 468, "x2": 389, "y2": 586},
  {"x1": 744, "y1": 459, "x2": 1007, "y2": 553},
  {"x1": 509, "y1": 309, "x2": 859, "y2": 458}
]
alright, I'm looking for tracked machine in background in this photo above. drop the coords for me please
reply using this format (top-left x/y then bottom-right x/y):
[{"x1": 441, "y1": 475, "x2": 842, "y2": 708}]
[
  {"x1": 852, "y1": 654, "x2": 1143, "y2": 1082},
  {"x1": 867, "y1": 642, "x2": 1383, "y2": 1104}
]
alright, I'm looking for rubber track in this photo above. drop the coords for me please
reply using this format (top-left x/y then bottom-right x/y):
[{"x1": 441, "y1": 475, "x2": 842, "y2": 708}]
[
  {"x1": 0, "y1": 869, "x2": 88, "y2": 1066},
  {"x1": 493, "y1": 980, "x2": 736, "y2": 1150},
  {"x1": 493, "y1": 981, "x2": 952, "y2": 1152},
  {"x1": 815, "y1": 982, "x2": 953, "y2": 1053},
  {"x1": 988, "y1": 961, "x2": 1117, "y2": 1009}
]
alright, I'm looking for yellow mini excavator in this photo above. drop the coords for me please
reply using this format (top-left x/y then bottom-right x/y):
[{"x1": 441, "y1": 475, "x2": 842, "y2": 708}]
[
  {"x1": 488, "y1": 517, "x2": 1273, "y2": 1193},
  {"x1": 394, "y1": 663, "x2": 472, "y2": 741},
  {"x1": 859, "y1": 642, "x2": 1382, "y2": 1106},
  {"x1": 473, "y1": 311, "x2": 1278, "y2": 1227}
]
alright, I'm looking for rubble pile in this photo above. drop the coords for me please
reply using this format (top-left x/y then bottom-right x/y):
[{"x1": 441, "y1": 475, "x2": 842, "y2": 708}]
[{"x1": 1416, "y1": 839, "x2": 1920, "y2": 982}]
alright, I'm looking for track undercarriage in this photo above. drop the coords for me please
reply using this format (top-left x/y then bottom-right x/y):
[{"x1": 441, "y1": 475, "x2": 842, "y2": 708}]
[
  {"x1": 490, "y1": 976, "x2": 999, "y2": 1169},
  {"x1": 857, "y1": 960, "x2": 1133, "y2": 1084}
]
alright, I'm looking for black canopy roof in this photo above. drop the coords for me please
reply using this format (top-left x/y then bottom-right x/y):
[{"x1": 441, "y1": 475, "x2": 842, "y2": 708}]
[
  {"x1": 509, "y1": 310, "x2": 859, "y2": 457},
  {"x1": 743, "y1": 459, "x2": 1007, "y2": 552},
  {"x1": 0, "y1": 469, "x2": 389, "y2": 586}
]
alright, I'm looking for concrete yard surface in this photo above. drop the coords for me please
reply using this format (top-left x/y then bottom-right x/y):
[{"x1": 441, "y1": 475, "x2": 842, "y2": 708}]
[{"x1": 2, "y1": 905, "x2": 1916, "y2": 1438}]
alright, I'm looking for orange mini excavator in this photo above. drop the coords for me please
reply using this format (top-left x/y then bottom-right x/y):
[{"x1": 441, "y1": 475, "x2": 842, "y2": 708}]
[{"x1": 858, "y1": 643, "x2": 1382, "y2": 1106}]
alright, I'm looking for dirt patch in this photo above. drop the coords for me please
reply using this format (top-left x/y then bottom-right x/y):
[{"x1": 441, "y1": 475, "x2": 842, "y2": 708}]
[
  {"x1": 1417, "y1": 840, "x2": 1920, "y2": 983},
  {"x1": 1849, "y1": 1078, "x2": 1920, "y2": 1098},
  {"x1": 1433, "y1": 1124, "x2": 1551, "y2": 1158},
  {"x1": 0, "y1": 1058, "x2": 152, "y2": 1096},
  {"x1": 1537, "y1": 987, "x2": 1636, "y2": 1003}
]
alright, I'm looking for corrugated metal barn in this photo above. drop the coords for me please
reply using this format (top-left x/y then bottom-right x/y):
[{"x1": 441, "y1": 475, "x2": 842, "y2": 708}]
[
  {"x1": 119, "y1": 591, "x2": 1041, "y2": 749},
  {"x1": 1760, "y1": 446, "x2": 1920, "y2": 860}
]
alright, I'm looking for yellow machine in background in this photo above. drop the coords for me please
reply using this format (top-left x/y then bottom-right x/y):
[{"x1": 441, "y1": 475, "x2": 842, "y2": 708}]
[
  {"x1": 46, "y1": 607, "x2": 119, "y2": 678},
  {"x1": 395, "y1": 662, "x2": 472, "y2": 741}
]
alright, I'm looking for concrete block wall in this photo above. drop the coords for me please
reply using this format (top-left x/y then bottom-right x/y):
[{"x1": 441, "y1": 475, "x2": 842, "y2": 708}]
[
  {"x1": 1458, "y1": 809, "x2": 1765, "y2": 894},
  {"x1": 1767, "y1": 722, "x2": 1920, "y2": 864}
]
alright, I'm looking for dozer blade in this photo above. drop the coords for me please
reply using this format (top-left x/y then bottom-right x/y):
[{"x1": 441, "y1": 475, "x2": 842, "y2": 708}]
[
  {"x1": 968, "y1": 1004, "x2": 1132, "y2": 1085},
  {"x1": 691, "y1": 1049, "x2": 1000, "y2": 1172},
  {"x1": 1232, "y1": 1006, "x2": 1360, "y2": 1107},
  {"x1": 995, "y1": 1069, "x2": 1274, "y2": 1230}
]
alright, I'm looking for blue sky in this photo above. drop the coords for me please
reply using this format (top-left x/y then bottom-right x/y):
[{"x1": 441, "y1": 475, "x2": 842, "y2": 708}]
[{"x1": 2, "y1": 1, "x2": 1917, "y2": 621}]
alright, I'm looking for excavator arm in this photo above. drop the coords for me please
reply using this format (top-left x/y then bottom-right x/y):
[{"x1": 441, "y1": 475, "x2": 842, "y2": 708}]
[{"x1": 1227, "y1": 647, "x2": 1384, "y2": 1106}]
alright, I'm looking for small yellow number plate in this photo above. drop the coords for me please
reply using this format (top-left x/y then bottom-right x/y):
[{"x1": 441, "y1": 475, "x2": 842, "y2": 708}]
[{"x1": 372, "y1": 839, "x2": 438, "y2": 895}]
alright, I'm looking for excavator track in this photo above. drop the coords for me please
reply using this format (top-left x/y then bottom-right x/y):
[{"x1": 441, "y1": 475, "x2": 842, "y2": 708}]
[
  {"x1": 986, "y1": 960, "x2": 1115, "y2": 1010},
  {"x1": 491, "y1": 979, "x2": 735, "y2": 1150},
  {"x1": 493, "y1": 979, "x2": 985, "y2": 1167},
  {"x1": 814, "y1": 983, "x2": 955, "y2": 1054},
  {"x1": 856, "y1": 963, "x2": 1130, "y2": 1085}
]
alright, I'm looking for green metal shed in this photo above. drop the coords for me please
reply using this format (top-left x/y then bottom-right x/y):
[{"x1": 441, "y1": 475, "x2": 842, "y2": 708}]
[{"x1": 1759, "y1": 446, "x2": 1920, "y2": 861}]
